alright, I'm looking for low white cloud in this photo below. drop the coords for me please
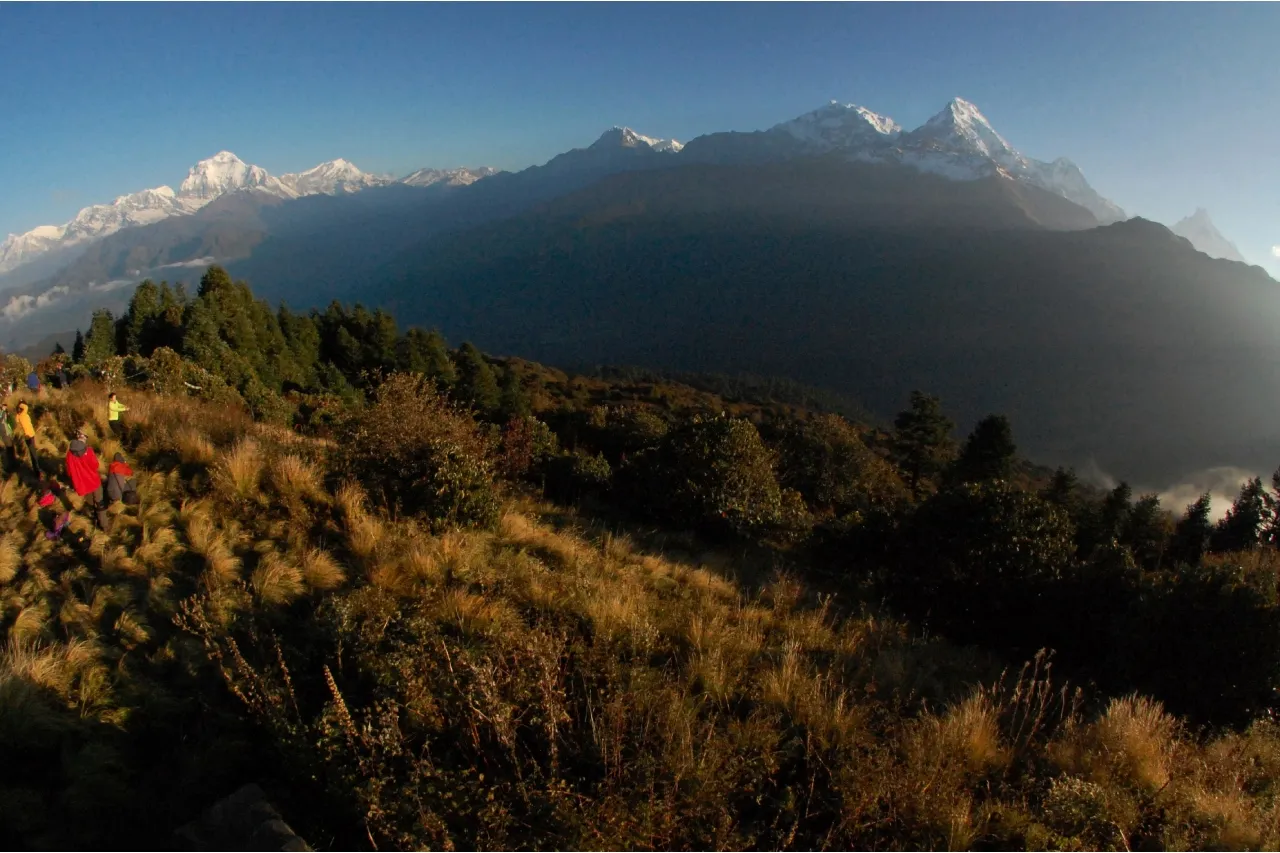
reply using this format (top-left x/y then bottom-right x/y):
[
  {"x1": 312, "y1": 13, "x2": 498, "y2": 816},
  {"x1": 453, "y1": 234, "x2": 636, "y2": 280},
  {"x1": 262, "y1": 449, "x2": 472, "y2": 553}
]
[
  {"x1": 157, "y1": 256, "x2": 216, "y2": 270},
  {"x1": 1082, "y1": 459, "x2": 1262, "y2": 522},
  {"x1": 88, "y1": 278, "x2": 138, "y2": 293},
  {"x1": 1272, "y1": 245, "x2": 1280, "y2": 258},
  {"x1": 1, "y1": 285, "x2": 70, "y2": 321}
]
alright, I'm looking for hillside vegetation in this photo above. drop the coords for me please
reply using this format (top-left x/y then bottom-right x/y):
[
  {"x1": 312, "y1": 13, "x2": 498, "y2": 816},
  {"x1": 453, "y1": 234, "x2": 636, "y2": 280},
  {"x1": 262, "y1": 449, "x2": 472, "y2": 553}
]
[{"x1": 5, "y1": 267, "x2": 1280, "y2": 849}]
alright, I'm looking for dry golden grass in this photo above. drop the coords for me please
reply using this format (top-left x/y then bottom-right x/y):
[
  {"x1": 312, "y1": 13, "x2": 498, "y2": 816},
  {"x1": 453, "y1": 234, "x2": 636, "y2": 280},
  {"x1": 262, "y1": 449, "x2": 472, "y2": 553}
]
[
  {"x1": 174, "y1": 427, "x2": 216, "y2": 467},
  {"x1": 213, "y1": 438, "x2": 264, "y2": 503},
  {"x1": 8, "y1": 378, "x2": 1280, "y2": 852},
  {"x1": 251, "y1": 552, "x2": 305, "y2": 607},
  {"x1": 269, "y1": 453, "x2": 326, "y2": 505},
  {"x1": 335, "y1": 481, "x2": 384, "y2": 562},
  {"x1": 181, "y1": 501, "x2": 242, "y2": 586},
  {"x1": 298, "y1": 547, "x2": 346, "y2": 592},
  {"x1": 0, "y1": 533, "x2": 22, "y2": 585},
  {"x1": 1073, "y1": 694, "x2": 1180, "y2": 792}
]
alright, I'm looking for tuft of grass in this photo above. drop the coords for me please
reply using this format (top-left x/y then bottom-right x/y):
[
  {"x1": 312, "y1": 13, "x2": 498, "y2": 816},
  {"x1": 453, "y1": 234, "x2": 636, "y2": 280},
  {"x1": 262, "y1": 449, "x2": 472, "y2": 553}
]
[
  {"x1": 298, "y1": 547, "x2": 346, "y2": 592},
  {"x1": 269, "y1": 453, "x2": 327, "y2": 505},
  {"x1": 182, "y1": 501, "x2": 242, "y2": 585},
  {"x1": 251, "y1": 552, "x2": 305, "y2": 607},
  {"x1": 0, "y1": 533, "x2": 22, "y2": 585},
  {"x1": 434, "y1": 587, "x2": 517, "y2": 638},
  {"x1": 335, "y1": 481, "x2": 384, "y2": 562},
  {"x1": 213, "y1": 438, "x2": 264, "y2": 503},
  {"x1": 174, "y1": 428, "x2": 216, "y2": 467}
]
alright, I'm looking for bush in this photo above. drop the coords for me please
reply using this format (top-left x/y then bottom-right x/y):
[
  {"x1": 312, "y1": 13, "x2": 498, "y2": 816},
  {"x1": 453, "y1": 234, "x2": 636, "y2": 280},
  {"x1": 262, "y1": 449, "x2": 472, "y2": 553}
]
[
  {"x1": 498, "y1": 416, "x2": 559, "y2": 480},
  {"x1": 621, "y1": 414, "x2": 786, "y2": 539},
  {"x1": 543, "y1": 450, "x2": 612, "y2": 503},
  {"x1": 887, "y1": 480, "x2": 1077, "y2": 653},
  {"x1": 775, "y1": 413, "x2": 909, "y2": 516},
  {"x1": 338, "y1": 373, "x2": 499, "y2": 530},
  {"x1": 583, "y1": 404, "x2": 670, "y2": 463}
]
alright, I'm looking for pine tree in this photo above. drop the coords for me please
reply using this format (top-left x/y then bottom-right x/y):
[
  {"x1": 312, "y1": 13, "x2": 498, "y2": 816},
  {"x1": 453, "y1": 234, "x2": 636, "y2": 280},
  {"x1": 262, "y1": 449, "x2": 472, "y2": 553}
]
[
  {"x1": 124, "y1": 279, "x2": 162, "y2": 355},
  {"x1": 1041, "y1": 467, "x2": 1078, "y2": 508},
  {"x1": 1170, "y1": 493, "x2": 1213, "y2": 566},
  {"x1": 197, "y1": 265, "x2": 235, "y2": 299},
  {"x1": 498, "y1": 365, "x2": 532, "y2": 421},
  {"x1": 1125, "y1": 493, "x2": 1169, "y2": 570},
  {"x1": 950, "y1": 414, "x2": 1017, "y2": 484},
  {"x1": 333, "y1": 326, "x2": 363, "y2": 377},
  {"x1": 82, "y1": 309, "x2": 119, "y2": 365},
  {"x1": 453, "y1": 342, "x2": 501, "y2": 416},
  {"x1": 72, "y1": 330, "x2": 85, "y2": 364},
  {"x1": 422, "y1": 330, "x2": 456, "y2": 387},
  {"x1": 368, "y1": 309, "x2": 399, "y2": 374},
  {"x1": 1212, "y1": 477, "x2": 1270, "y2": 553},
  {"x1": 891, "y1": 391, "x2": 954, "y2": 499}
]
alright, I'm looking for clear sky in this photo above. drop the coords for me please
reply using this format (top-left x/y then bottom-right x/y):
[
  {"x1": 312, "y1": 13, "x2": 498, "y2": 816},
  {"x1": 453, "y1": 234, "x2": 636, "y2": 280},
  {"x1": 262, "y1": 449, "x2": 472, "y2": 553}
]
[{"x1": 1, "y1": 3, "x2": 1277, "y2": 273}]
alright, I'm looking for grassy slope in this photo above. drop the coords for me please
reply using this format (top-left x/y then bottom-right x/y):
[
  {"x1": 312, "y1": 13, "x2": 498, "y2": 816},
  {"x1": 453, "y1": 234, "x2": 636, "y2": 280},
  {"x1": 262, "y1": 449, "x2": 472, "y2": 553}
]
[{"x1": 2, "y1": 381, "x2": 1279, "y2": 850}]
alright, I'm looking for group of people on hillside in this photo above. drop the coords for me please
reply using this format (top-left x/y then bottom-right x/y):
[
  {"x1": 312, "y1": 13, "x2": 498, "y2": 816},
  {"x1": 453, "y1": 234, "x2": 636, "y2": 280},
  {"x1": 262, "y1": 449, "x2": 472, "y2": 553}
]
[
  {"x1": 9, "y1": 358, "x2": 71, "y2": 397},
  {"x1": 1, "y1": 389, "x2": 137, "y2": 535}
]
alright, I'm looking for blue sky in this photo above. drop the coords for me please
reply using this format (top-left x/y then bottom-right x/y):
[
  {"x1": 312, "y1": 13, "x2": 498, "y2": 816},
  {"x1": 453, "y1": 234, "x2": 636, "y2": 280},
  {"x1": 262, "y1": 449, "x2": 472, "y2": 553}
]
[{"x1": 1, "y1": 3, "x2": 1277, "y2": 272}]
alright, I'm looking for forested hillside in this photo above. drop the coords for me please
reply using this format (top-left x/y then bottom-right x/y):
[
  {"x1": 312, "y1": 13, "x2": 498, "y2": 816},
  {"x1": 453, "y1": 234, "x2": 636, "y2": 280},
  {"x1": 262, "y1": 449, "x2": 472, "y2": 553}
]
[{"x1": 4, "y1": 267, "x2": 1280, "y2": 849}]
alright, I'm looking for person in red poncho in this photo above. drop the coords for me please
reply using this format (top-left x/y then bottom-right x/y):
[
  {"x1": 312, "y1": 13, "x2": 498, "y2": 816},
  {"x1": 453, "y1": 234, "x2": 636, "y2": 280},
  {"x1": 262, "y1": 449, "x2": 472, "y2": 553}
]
[
  {"x1": 65, "y1": 430, "x2": 109, "y2": 531},
  {"x1": 106, "y1": 452, "x2": 139, "y2": 506}
]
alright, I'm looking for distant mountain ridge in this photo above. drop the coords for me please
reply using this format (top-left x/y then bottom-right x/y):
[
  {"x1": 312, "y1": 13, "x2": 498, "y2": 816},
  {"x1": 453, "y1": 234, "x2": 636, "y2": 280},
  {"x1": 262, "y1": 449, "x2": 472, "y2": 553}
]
[{"x1": 0, "y1": 152, "x2": 501, "y2": 281}]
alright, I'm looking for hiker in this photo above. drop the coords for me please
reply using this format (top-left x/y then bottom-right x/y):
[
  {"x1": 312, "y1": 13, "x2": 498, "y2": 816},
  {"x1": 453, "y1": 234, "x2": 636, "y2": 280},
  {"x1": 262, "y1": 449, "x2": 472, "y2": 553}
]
[
  {"x1": 65, "y1": 431, "x2": 109, "y2": 531},
  {"x1": 105, "y1": 453, "x2": 139, "y2": 506},
  {"x1": 13, "y1": 401, "x2": 40, "y2": 472},
  {"x1": 0, "y1": 401, "x2": 14, "y2": 474},
  {"x1": 107, "y1": 392, "x2": 128, "y2": 438},
  {"x1": 26, "y1": 370, "x2": 42, "y2": 396}
]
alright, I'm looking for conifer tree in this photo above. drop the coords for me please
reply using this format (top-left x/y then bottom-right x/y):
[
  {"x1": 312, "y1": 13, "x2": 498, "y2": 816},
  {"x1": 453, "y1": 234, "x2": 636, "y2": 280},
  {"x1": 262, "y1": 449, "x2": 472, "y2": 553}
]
[
  {"x1": 124, "y1": 278, "x2": 162, "y2": 355},
  {"x1": 1041, "y1": 467, "x2": 1079, "y2": 509},
  {"x1": 891, "y1": 391, "x2": 954, "y2": 499},
  {"x1": 1212, "y1": 477, "x2": 1270, "y2": 553},
  {"x1": 453, "y1": 342, "x2": 501, "y2": 416},
  {"x1": 1125, "y1": 493, "x2": 1170, "y2": 570},
  {"x1": 1170, "y1": 493, "x2": 1213, "y2": 566},
  {"x1": 498, "y1": 365, "x2": 532, "y2": 421},
  {"x1": 950, "y1": 414, "x2": 1017, "y2": 484},
  {"x1": 422, "y1": 330, "x2": 456, "y2": 386},
  {"x1": 72, "y1": 329, "x2": 85, "y2": 364},
  {"x1": 82, "y1": 309, "x2": 118, "y2": 365}
]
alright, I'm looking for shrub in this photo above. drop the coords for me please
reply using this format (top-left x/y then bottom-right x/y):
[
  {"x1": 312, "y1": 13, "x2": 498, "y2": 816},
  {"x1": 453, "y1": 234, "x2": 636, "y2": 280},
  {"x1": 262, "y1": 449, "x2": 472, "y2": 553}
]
[
  {"x1": 543, "y1": 450, "x2": 612, "y2": 503},
  {"x1": 775, "y1": 413, "x2": 908, "y2": 516},
  {"x1": 621, "y1": 414, "x2": 786, "y2": 539},
  {"x1": 498, "y1": 415, "x2": 559, "y2": 480},
  {"x1": 337, "y1": 373, "x2": 499, "y2": 530}
]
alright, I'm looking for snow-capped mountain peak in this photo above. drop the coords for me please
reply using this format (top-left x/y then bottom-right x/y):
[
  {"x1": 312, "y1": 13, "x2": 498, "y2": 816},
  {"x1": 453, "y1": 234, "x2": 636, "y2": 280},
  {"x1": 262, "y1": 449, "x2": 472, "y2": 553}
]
[
  {"x1": 398, "y1": 166, "x2": 499, "y2": 189},
  {"x1": 279, "y1": 158, "x2": 391, "y2": 195},
  {"x1": 179, "y1": 151, "x2": 295, "y2": 202},
  {"x1": 905, "y1": 97, "x2": 1021, "y2": 165},
  {"x1": 1170, "y1": 208, "x2": 1247, "y2": 263},
  {"x1": 773, "y1": 101, "x2": 901, "y2": 150},
  {"x1": 591, "y1": 127, "x2": 683, "y2": 153}
]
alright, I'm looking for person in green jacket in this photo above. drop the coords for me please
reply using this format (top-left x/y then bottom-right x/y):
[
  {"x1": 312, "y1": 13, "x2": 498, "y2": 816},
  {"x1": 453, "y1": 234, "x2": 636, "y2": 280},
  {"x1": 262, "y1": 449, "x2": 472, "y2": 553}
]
[{"x1": 108, "y1": 392, "x2": 128, "y2": 438}]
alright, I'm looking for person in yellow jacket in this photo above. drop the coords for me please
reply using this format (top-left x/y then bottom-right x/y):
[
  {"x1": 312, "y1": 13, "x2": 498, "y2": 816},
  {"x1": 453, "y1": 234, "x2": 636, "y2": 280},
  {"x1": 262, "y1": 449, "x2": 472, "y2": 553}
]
[
  {"x1": 13, "y1": 400, "x2": 40, "y2": 472},
  {"x1": 107, "y1": 392, "x2": 128, "y2": 438}
]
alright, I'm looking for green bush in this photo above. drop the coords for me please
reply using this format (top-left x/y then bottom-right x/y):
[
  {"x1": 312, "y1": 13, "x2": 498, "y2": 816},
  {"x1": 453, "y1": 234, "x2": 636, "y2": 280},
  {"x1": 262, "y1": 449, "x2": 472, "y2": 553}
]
[
  {"x1": 775, "y1": 413, "x2": 909, "y2": 516},
  {"x1": 544, "y1": 450, "x2": 612, "y2": 503},
  {"x1": 622, "y1": 414, "x2": 786, "y2": 539},
  {"x1": 338, "y1": 373, "x2": 499, "y2": 530}
]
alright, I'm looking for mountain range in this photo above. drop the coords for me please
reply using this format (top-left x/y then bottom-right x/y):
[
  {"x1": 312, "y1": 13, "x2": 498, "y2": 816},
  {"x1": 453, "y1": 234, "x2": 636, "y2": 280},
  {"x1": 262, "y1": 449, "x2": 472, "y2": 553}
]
[
  {"x1": 0, "y1": 96, "x2": 1274, "y2": 492},
  {"x1": 0, "y1": 151, "x2": 497, "y2": 283}
]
